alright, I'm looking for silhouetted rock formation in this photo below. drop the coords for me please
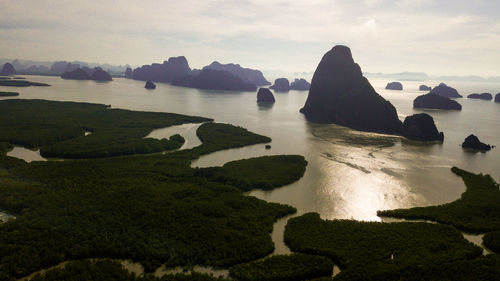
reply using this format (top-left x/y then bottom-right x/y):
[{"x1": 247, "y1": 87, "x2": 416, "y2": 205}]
[
  {"x1": 402, "y1": 113, "x2": 444, "y2": 142},
  {"x1": 145, "y1": 80, "x2": 156, "y2": 89},
  {"x1": 300, "y1": 45, "x2": 402, "y2": 134},
  {"x1": 467, "y1": 93, "x2": 492, "y2": 100},
  {"x1": 496, "y1": 93, "x2": 500, "y2": 103},
  {"x1": 413, "y1": 94, "x2": 462, "y2": 110},
  {"x1": 61, "y1": 68, "x2": 91, "y2": 80},
  {"x1": 419, "y1": 85, "x2": 431, "y2": 91},
  {"x1": 132, "y1": 56, "x2": 191, "y2": 83},
  {"x1": 429, "y1": 83, "x2": 462, "y2": 98},
  {"x1": 257, "y1": 88, "x2": 275, "y2": 103},
  {"x1": 172, "y1": 69, "x2": 256, "y2": 91},
  {"x1": 125, "y1": 67, "x2": 133, "y2": 79},
  {"x1": 1, "y1": 63, "x2": 15, "y2": 75},
  {"x1": 202, "y1": 62, "x2": 270, "y2": 86},
  {"x1": 462, "y1": 134, "x2": 491, "y2": 151},
  {"x1": 61, "y1": 67, "x2": 112, "y2": 81},
  {"x1": 385, "y1": 82, "x2": 403, "y2": 90},
  {"x1": 270, "y1": 78, "x2": 290, "y2": 92},
  {"x1": 91, "y1": 68, "x2": 112, "y2": 81},
  {"x1": 290, "y1": 78, "x2": 311, "y2": 91}
]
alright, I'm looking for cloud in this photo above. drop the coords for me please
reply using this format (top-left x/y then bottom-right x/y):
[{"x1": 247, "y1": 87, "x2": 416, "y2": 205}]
[{"x1": 0, "y1": 0, "x2": 499, "y2": 76}]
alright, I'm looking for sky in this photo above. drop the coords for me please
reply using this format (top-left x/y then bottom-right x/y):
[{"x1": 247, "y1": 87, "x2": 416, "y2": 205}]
[{"x1": 1, "y1": 0, "x2": 499, "y2": 77}]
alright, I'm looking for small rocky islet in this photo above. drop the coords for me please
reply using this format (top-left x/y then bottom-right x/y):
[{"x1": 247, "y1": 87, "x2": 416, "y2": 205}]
[
  {"x1": 462, "y1": 134, "x2": 492, "y2": 151},
  {"x1": 413, "y1": 93, "x2": 462, "y2": 110},
  {"x1": 402, "y1": 113, "x2": 444, "y2": 142},
  {"x1": 385, "y1": 81, "x2": 403, "y2": 90},
  {"x1": 256, "y1": 88, "x2": 275, "y2": 103},
  {"x1": 270, "y1": 78, "x2": 290, "y2": 92},
  {"x1": 467, "y1": 93, "x2": 493, "y2": 100}
]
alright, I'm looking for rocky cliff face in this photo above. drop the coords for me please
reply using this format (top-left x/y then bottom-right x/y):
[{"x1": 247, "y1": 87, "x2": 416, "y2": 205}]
[
  {"x1": 203, "y1": 62, "x2": 270, "y2": 86},
  {"x1": 300, "y1": 45, "x2": 402, "y2": 134},
  {"x1": 132, "y1": 56, "x2": 191, "y2": 83}
]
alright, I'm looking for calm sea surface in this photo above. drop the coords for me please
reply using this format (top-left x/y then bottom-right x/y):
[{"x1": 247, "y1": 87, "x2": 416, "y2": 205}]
[{"x1": 2, "y1": 75, "x2": 499, "y2": 225}]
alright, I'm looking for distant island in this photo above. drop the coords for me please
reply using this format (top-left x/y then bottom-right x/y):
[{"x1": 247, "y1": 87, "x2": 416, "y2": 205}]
[
  {"x1": 172, "y1": 69, "x2": 256, "y2": 91},
  {"x1": 419, "y1": 85, "x2": 432, "y2": 91},
  {"x1": 385, "y1": 81, "x2": 403, "y2": 90},
  {"x1": 429, "y1": 83, "x2": 462, "y2": 98},
  {"x1": 414, "y1": 93, "x2": 462, "y2": 110},
  {"x1": 202, "y1": 61, "x2": 270, "y2": 86},
  {"x1": 61, "y1": 67, "x2": 112, "y2": 81},
  {"x1": 467, "y1": 93, "x2": 492, "y2": 100},
  {"x1": 290, "y1": 78, "x2": 311, "y2": 91},
  {"x1": 270, "y1": 78, "x2": 290, "y2": 92},
  {"x1": 126, "y1": 57, "x2": 268, "y2": 92}
]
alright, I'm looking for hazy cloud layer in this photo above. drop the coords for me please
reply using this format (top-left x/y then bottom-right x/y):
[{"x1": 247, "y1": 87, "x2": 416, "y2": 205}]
[{"x1": 0, "y1": 0, "x2": 499, "y2": 76}]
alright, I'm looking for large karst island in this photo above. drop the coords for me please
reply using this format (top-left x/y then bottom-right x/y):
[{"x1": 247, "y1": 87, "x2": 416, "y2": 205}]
[
  {"x1": 299, "y1": 45, "x2": 446, "y2": 142},
  {"x1": 300, "y1": 45, "x2": 403, "y2": 134}
]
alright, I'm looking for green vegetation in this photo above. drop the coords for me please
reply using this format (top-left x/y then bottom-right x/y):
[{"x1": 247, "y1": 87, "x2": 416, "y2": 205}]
[
  {"x1": 0, "y1": 99, "x2": 210, "y2": 158},
  {"x1": 186, "y1": 122, "x2": 271, "y2": 159},
  {"x1": 0, "y1": 80, "x2": 49, "y2": 87},
  {"x1": 484, "y1": 231, "x2": 500, "y2": 254},
  {"x1": 0, "y1": 142, "x2": 13, "y2": 154},
  {"x1": 0, "y1": 91, "x2": 19, "y2": 96},
  {"x1": 229, "y1": 253, "x2": 333, "y2": 281},
  {"x1": 195, "y1": 155, "x2": 307, "y2": 191},
  {"x1": 0, "y1": 99, "x2": 307, "y2": 280},
  {"x1": 378, "y1": 167, "x2": 500, "y2": 233},
  {"x1": 29, "y1": 259, "x2": 229, "y2": 281},
  {"x1": 284, "y1": 212, "x2": 485, "y2": 280}
]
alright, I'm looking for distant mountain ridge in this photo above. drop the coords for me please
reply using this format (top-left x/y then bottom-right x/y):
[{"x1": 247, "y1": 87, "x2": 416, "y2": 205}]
[{"x1": 0, "y1": 58, "x2": 129, "y2": 76}]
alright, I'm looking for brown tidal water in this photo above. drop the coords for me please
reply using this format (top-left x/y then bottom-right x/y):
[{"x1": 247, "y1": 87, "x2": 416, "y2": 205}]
[{"x1": 2, "y1": 75, "x2": 500, "y2": 261}]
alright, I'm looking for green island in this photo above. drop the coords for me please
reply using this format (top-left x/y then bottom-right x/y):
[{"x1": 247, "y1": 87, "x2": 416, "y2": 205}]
[
  {"x1": 229, "y1": 253, "x2": 333, "y2": 281},
  {"x1": 29, "y1": 259, "x2": 229, "y2": 281},
  {"x1": 0, "y1": 99, "x2": 212, "y2": 158},
  {"x1": 194, "y1": 155, "x2": 307, "y2": 191},
  {"x1": 0, "y1": 79, "x2": 50, "y2": 87},
  {"x1": 0, "y1": 99, "x2": 307, "y2": 280},
  {"x1": 0, "y1": 91, "x2": 19, "y2": 97},
  {"x1": 377, "y1": 167, "x2": 500, "y2": 233},
  {"x1": 284, "y1": 212, "x2": 500, "y2": 280}
]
